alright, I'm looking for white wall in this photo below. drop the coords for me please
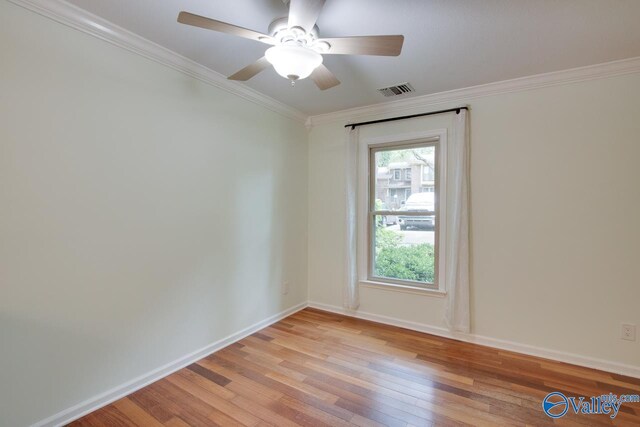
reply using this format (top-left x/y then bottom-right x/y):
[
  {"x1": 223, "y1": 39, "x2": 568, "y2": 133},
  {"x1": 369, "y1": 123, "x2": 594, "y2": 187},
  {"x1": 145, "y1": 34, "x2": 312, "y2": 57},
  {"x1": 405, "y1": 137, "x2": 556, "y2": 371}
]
[
  {"x1": 0, "y1": 2, "x2": 308, "y2": 426},
  {"x1": 308, "y1": 72, "x2": 640, "y2": 371}
]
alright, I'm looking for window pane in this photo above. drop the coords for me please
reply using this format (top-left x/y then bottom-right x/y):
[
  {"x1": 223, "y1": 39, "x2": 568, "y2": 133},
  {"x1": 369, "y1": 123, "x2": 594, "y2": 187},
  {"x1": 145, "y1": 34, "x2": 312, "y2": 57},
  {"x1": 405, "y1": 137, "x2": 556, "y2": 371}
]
[
  {"x1": 373, "y1": 215, "x2": 436, "y2": 284},
  {"x1": 374, "y1": 146, "x2": 435, "y2": 211}
]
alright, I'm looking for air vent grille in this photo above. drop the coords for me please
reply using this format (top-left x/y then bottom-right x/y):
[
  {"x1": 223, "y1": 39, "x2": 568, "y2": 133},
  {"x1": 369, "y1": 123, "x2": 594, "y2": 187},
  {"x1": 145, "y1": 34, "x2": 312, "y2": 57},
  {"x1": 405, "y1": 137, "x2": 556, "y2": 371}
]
[{"x1": 377, "y1": 82, "x2": 415, "y2": 97}]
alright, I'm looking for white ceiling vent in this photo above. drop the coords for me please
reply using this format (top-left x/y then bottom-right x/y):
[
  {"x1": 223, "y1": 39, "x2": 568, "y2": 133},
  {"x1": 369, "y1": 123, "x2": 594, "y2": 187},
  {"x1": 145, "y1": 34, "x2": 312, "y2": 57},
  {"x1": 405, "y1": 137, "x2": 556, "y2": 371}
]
[{"x1": 377, "y1": 82, "x2": 415, "y2": 97}]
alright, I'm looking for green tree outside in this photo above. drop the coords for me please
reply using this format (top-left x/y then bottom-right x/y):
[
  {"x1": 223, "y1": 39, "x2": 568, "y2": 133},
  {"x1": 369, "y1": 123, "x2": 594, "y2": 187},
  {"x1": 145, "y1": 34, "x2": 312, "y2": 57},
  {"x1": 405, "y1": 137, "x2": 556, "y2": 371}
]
[{"x1": 374, "y1": 226, "x2": 435, "y2": 283}]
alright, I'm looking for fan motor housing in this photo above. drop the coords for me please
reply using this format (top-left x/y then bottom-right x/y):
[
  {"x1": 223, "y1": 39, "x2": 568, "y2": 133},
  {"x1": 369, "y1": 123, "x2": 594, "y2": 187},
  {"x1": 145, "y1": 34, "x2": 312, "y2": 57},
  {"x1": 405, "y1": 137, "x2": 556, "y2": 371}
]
[{"x1": 268, "y1": 17, "x2": 319, "y2": 42}]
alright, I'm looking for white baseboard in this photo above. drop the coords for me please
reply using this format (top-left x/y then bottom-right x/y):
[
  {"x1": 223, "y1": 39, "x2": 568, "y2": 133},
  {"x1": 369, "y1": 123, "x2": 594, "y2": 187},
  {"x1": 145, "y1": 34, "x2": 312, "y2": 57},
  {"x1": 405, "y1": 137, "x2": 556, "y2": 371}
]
[
  {"x1": 307, "y1": 301, "x2": 640, "y2": 379},
  {"x1": 32, "y1": 302, "x2": 308, "y2": 427}
]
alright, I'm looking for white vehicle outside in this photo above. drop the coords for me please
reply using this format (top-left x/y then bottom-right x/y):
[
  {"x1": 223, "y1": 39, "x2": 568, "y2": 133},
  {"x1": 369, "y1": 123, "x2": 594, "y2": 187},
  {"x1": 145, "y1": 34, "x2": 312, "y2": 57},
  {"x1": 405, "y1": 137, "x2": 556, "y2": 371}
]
[{"x1": 398, "y1": 192, "x2": 435, "y2": 230}]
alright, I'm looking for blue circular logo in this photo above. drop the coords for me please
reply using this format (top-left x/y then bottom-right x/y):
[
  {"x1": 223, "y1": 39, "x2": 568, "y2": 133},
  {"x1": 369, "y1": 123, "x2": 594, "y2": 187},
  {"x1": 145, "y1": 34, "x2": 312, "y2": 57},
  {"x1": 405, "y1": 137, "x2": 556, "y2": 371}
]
[{"x1": 543, "y1": 392, "x2": 569, "y2": 418}]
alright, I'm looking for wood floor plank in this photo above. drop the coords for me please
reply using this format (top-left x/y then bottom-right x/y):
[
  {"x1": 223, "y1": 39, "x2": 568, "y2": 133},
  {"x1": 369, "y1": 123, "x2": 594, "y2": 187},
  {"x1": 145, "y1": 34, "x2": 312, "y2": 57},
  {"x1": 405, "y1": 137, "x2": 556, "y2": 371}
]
[
  {"x1": 164, "y1": 418, "x2": 192, "y2": 427},
  {"x1": 71, "y1": 308, "x2": 640, "y2": 426},
  {"x1": 164, "y1": 373, "x2": 261, "y2": 426},
  {"x1": 175, "y1": 369, "x2": 236, "y2": 400},
  {"x1": 229, "y1": 394, "x2": 299, "y2": 427},
  {"x1": 70, "y1": 405, "x2": 137, "y2": 427},
  {"x1": 186, "y1": 363, "x2": 232, "y2": 388},
  {"x1": 110, "y1": 398, "x2": 164, "y2": 427}
]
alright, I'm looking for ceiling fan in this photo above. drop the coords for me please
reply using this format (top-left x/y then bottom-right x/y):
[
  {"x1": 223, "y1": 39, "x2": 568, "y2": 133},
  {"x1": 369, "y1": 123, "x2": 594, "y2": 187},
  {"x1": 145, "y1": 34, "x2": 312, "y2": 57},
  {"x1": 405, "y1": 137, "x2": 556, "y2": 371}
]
[{"x1": 177, "y1": 0, "x2": 404, "y2": 90}]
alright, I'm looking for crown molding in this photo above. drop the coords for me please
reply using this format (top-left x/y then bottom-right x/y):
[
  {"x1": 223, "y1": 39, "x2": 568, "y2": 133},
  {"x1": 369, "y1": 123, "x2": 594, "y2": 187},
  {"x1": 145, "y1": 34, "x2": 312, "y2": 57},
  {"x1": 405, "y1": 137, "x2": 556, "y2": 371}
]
[
  {"x1": 306, "y1": 56, "x2": 640, "y2": 128},
  {"x1": 7, "y1": 0, "x2": 308, "y2": 124}
]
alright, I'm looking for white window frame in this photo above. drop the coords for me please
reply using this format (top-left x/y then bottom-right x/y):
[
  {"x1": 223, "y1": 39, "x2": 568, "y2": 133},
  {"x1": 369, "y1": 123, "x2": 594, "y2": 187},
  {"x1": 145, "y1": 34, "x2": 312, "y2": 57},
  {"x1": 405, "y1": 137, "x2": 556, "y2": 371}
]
[{"x1": 357, "y1": 129, "x2": 448, "y2": 295}]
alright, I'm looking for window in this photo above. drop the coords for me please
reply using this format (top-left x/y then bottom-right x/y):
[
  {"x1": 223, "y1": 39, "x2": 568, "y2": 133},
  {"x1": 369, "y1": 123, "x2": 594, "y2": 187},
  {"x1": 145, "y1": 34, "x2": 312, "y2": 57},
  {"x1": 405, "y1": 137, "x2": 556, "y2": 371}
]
[
  {"x1": 423, "y1": 163, "x2": 435, "y2": 181},
  {"x1": 393, "y1": 169, "x2": 401, "y2": 180},
  {"x1": 361, "y1": 132, "x2": 447, "y2": 292}
]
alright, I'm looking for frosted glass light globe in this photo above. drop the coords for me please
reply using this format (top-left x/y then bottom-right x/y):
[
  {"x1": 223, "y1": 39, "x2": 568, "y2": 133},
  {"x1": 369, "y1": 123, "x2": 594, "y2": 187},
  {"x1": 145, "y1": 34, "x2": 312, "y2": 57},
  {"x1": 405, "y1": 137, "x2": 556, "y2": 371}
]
[{"x1": 265, "y1": 45, "x2": 323, "y2": 81}]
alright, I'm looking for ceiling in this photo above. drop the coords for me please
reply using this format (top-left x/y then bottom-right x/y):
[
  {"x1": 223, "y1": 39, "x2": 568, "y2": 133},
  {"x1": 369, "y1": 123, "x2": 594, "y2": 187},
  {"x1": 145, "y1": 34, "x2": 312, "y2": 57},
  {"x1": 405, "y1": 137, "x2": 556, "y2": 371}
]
[{"x1": 66, "y1": 0, "x2": 640, "y2": 116}]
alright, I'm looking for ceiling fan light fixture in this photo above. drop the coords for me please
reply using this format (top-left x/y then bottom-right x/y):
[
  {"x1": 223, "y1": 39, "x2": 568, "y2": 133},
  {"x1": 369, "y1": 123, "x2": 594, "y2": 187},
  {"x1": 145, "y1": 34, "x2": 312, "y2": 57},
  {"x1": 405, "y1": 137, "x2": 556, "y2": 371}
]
[
  {"x1": 265, "y1": 45, "x2": 323, "y2": 81},
  {"x1": 178, "y1": 0, "x2": 405, "y2": 90}
]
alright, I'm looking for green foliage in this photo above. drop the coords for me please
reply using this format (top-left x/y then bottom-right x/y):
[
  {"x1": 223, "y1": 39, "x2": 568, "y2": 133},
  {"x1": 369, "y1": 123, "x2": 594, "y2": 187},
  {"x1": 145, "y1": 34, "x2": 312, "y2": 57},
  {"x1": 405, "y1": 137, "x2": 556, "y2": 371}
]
[
  {"x1": 374, "y1": 226, "x2": 435, "y2": 283},
  {"x1": 375, "y1": 226, "x2": 402, "y2": 247}
]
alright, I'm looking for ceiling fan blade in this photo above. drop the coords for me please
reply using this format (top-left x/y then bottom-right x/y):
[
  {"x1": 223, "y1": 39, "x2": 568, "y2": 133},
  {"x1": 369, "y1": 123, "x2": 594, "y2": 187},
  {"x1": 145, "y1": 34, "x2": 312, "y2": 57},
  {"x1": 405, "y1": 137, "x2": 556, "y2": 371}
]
[
  {"x1": 319, "y1": 35, "x2": 404, "y2": 56},
  {"x1": 288, "y1": 0, "x2": 326, "y2": 32},
  {"x1": 310, "y1": 64, "x2": 340, "y2": 90},
  {"x1": 227, "y1": 57, "x2": 272, "y2": 81},
  {"x1": 178, "y1": 12, "x2": 275, "y2": 45}
]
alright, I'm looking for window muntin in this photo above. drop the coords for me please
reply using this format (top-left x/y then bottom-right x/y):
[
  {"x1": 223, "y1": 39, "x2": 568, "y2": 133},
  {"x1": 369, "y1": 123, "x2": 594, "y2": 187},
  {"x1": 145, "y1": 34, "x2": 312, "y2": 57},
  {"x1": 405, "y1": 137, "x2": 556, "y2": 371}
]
[{"x1": 369, "y1": 142, "x2": 439, "y2": 288}]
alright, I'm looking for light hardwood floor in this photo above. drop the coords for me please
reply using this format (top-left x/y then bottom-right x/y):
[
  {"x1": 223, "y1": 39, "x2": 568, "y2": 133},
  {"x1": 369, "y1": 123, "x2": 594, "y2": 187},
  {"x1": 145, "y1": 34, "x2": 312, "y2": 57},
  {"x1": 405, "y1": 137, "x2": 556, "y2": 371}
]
[{"x1": 70, "y1": 308, "x2": 640, "y2": 426}]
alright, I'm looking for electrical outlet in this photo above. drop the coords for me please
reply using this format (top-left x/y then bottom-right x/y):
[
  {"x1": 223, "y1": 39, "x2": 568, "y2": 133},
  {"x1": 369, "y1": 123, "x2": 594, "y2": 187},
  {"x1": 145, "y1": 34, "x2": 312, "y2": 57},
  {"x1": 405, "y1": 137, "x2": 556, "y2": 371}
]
[
  {"x1": 621, "y1": 324, "x2": 636, "y2": 341},
  {"x1": 282, "y1": 281, "x2": 290, "y2": 295}
]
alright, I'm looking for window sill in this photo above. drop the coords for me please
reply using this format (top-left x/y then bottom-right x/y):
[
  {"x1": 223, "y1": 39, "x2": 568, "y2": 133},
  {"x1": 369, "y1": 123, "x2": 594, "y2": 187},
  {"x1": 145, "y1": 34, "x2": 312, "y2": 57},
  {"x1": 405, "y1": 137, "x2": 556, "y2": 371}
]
[{"x1": 359, "y1": 280, "x2": 447, "y2": 297}]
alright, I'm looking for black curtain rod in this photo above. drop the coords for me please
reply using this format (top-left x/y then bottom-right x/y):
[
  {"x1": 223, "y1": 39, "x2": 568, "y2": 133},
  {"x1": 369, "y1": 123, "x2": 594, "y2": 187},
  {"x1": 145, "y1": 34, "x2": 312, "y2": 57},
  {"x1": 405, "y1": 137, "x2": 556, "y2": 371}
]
[{"x1": 345, "y1": 106, "x2": 468, "y2": 130}]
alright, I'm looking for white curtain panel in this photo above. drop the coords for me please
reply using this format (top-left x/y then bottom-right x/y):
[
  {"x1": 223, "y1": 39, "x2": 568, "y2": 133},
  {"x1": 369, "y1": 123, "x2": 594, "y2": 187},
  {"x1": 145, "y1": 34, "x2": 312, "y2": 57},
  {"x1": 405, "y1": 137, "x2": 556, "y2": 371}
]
[
  {"x1": 344, "y1": 127, "x2": 360, "y2": 310},
  {"x1": 444, "y1": 109, "x2": 471, "y2": 333}
]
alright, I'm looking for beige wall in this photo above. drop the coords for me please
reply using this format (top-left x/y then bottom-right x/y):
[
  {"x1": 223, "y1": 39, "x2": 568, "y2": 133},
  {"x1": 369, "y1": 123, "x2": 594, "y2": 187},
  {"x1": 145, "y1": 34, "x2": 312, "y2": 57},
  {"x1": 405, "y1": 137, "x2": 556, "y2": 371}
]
[
  {"x1": 308, "y1": 72, "x2": 640, "y2": 370},
  {"x1": 0, "y1": 2, "x2": 308, "y2": 426}
]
